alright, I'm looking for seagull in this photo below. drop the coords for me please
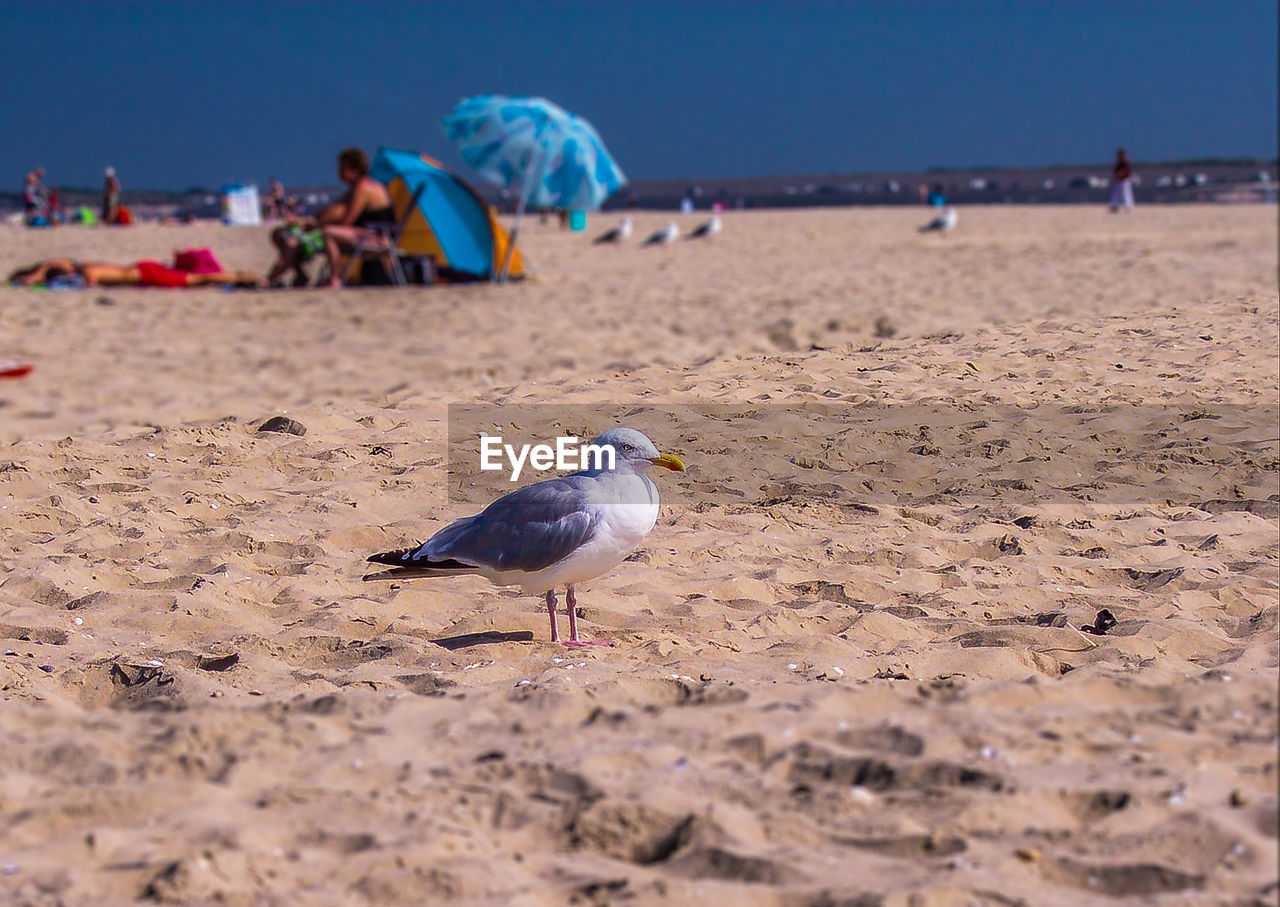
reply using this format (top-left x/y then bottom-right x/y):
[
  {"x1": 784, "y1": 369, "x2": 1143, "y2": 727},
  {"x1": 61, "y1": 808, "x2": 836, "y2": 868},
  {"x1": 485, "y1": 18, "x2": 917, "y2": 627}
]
[
  {"x1": 686, "y1": 215, "x2": 722, "y2": 239},
  {"x1": 642, "y1": 221, "x2": 679, "y2": 246},
  {"x1": 593, "y1": 216, "x2": 633, "y2": 244},
  {"x1": 919, "y1": 206, "x2": 958, "y2": 235},
  {"x1": 364, "y1": 427, "x2": 686, "y2": 647}
]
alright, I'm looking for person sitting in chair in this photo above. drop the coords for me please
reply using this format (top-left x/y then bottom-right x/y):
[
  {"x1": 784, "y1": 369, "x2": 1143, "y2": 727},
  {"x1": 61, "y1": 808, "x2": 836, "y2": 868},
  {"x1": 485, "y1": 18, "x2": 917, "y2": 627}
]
[{"x1": 266, "y1": 147, "x2": 394, "y2": 288}]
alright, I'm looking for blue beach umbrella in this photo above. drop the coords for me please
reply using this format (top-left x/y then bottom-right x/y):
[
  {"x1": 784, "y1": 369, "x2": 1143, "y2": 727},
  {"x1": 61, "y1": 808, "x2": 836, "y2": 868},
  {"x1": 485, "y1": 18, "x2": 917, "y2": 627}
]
[{"x1": 443, "y1": 95, "x2": 627, "y2": 278}]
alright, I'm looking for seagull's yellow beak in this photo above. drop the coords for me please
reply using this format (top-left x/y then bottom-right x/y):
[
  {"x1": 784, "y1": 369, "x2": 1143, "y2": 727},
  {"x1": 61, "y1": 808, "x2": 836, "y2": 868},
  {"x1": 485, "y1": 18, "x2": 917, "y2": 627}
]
[{"x1": 648, "y1": 452, "x2": 686, "y2": 472}]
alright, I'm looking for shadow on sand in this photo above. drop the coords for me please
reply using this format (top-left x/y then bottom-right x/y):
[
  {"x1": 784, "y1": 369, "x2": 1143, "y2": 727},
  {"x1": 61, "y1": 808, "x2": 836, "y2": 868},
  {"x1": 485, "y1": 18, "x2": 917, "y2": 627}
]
[{"x1": 432, "y1": 630, "x2": 535, "y2": 650}]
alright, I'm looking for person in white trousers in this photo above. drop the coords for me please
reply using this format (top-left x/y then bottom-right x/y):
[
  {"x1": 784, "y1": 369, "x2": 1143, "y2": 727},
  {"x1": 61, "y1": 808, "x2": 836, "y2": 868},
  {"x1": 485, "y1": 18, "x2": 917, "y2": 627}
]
[{"x1": 1109, "y1": 148, "x2": 1134, "y2": 212}]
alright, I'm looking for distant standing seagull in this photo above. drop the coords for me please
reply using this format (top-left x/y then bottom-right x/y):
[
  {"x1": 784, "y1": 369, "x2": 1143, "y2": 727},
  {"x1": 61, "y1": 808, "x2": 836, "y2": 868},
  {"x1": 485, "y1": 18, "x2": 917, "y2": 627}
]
[
  {"x1": 364, "y1": 427, "x2": 686, "y2": 647},
  {"x1": 593, "y1": 216, "x2": 633, "y2": 244},
  {"x1": 918, "y1": 206, "x2": 958, "y2": 235},
  {"x1": 686, "y1": 215, "x2": 722, "y2": 239},
  {"x1": 642, "y1": 221, "x2": 679, "y2": 245}
]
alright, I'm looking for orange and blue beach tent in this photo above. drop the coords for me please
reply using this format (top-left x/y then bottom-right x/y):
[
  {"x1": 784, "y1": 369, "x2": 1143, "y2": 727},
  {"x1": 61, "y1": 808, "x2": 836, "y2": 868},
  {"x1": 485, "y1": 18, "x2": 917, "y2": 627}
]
[{"x1": 370, "y1": 148, "x2": 522, "y2": 281}]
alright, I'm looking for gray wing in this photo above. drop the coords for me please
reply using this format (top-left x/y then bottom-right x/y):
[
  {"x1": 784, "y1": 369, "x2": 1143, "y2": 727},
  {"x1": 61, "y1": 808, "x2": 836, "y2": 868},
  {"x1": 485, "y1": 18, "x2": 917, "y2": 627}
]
[{"x1": 419, "y1": 475, "x2": 599, "y2": 574}]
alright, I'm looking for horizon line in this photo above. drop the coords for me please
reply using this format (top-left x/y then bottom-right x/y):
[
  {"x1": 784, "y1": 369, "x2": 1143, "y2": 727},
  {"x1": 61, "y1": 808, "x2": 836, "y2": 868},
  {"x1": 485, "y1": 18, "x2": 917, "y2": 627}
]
[{"x1": 14, "y1": 155, "x2": 1278, "y2": 196}]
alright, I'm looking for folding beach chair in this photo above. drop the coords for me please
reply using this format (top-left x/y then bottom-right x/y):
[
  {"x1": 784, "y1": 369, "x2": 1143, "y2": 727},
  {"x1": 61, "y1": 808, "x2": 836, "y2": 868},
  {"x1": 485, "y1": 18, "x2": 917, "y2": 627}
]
[{"x1": 339, "y1": 182, "x2": 427, "y2": 287}]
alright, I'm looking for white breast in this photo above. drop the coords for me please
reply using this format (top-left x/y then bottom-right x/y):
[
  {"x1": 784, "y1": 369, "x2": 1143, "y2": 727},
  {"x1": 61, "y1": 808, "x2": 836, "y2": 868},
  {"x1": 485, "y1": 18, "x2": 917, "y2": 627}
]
[{"x1": 486, "y1": 473, "x2": 659, "y2": 594}]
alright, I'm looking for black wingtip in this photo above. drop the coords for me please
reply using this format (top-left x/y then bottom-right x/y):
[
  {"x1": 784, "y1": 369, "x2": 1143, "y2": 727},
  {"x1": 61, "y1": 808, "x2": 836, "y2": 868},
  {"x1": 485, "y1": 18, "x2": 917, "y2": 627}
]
[
  {"x1": 367, "y1": 546, "x2": 418, "y2": 566},
  {"x1": 366, "y1": 547, "x2": 476, "y2": 572}
]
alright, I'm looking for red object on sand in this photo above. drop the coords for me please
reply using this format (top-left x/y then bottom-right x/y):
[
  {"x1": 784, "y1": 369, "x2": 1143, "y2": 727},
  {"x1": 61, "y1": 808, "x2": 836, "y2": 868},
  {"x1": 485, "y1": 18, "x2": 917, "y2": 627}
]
[
  {"x1": 0, "y1": 363, "x2": 34, "y2": 379},
  {"x1": 173, "y1": 248, "x2": 222, "y2": 274},
  {"x1": 135, "y1": 261, "x2": 190, "y2": 288}
]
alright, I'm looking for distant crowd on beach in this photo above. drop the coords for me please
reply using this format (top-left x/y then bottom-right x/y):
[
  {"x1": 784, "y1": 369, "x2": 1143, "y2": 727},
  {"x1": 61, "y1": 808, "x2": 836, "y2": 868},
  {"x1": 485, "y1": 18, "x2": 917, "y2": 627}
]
[
  {"x1": 9, "y1": 147, "x2": 410, "y2": 290},
  {"x1": 14, "y1": 147, "x2": 1277, "y2": 233},
  {"x1": 19, "y1": 165, "x2": 132, "y2": 227},
  {"x1": 9, "y1": 144, "x2": 1276, "y2": 293}
]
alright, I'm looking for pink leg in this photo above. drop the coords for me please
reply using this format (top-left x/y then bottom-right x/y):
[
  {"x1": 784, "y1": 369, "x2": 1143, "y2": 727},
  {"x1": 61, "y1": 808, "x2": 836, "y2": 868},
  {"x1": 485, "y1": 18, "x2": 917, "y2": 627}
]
[
  {"x1": 546, "y1": 589, "x2": 560, "y2": 643},
  {"x1": 565, "y1": 585, "x2": 579, "y2": 640},
  {"x1": 562, "y1": 585, "x2": 613, "y2": 648}
]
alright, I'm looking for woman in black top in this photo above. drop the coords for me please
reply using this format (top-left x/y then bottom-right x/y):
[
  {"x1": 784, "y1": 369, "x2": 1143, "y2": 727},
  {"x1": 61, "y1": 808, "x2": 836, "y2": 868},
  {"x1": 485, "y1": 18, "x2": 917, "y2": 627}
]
[{"x1": 317, "y1": 147, "x2": 395, "y2": 286}]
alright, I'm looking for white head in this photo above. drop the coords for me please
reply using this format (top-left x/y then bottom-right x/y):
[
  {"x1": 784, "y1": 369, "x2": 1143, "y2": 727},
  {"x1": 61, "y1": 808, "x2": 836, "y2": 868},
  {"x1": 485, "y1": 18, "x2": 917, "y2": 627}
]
[
  {"x1": 104, "y1": 166, "x2": 115, "y2": 178},
  {"x1": 589, "y1": 427, "x2": 685, "y2": 475}
]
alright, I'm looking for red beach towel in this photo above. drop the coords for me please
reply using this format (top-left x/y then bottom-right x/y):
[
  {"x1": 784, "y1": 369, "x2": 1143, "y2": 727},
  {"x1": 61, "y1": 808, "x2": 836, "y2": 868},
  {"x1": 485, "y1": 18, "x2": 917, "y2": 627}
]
[{"x1": 173, "y1": 248, "x2": 222, "y2": 274}]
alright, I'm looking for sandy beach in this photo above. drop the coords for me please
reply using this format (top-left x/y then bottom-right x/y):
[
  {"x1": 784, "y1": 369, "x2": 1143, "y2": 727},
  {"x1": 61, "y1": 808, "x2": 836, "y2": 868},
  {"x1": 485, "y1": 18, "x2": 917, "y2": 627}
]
[{"x1": 1, "y1": 205, "x2": 1277, "y2": 905}]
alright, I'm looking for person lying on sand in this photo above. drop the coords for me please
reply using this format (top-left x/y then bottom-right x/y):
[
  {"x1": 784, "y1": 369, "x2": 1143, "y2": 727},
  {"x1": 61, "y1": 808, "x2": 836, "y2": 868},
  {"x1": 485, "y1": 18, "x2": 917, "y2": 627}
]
[{"x1": 8, "y1": 258, "x2": 262, "y2": 288}]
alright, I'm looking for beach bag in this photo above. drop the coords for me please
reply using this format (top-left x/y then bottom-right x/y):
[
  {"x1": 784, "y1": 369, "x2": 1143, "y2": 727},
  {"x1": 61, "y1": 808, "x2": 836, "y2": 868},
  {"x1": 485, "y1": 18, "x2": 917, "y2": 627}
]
[{"x1": 173, "y1": 248, "x2": 222, "y2": 274}]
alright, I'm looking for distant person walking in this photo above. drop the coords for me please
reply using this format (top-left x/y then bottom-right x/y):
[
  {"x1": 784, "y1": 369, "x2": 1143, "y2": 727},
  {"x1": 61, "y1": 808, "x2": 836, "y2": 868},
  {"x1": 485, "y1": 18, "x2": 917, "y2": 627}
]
[
  {"x1": 264, "y1": 179, "x2": 286, "y2": 221},
  {"x1": 1109, "y1": 148, "x2": 1134, "y2": 212},
  {"x1": 22, "y1": 167, "x2": 48, "y2": 223},
  {"x1": 927, "y1": 183, "x2": 947, "y2": 207},
  {"x1": 102, "y1": 167, "x2": 121, "y2": 223}
]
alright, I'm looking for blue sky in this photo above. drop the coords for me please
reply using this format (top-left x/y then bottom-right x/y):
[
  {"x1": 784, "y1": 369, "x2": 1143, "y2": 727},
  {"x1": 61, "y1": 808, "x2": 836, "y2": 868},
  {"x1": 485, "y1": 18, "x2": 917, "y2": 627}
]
[{"x1": 2, "y1": 0, "x2": 1275, "y2": 190}]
